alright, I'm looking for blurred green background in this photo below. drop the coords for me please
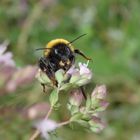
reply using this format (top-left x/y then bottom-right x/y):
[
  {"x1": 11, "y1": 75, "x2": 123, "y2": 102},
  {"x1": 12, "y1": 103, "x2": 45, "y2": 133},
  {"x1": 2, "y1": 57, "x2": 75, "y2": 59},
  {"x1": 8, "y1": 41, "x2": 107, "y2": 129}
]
[{"x1": 0, "y1": 0, "x2": 140, "y2": 140}]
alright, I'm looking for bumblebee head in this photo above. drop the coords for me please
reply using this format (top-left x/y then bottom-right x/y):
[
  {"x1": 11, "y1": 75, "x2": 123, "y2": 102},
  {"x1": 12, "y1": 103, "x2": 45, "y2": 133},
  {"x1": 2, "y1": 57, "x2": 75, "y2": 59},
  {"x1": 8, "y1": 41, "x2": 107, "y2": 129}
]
[
  {"x1": 35, "y1": 34, "x2": 86, "y2": 55},
  {"x1": 43, "y1": 39, "x2": 74, "y2": 57},
  {"x1": 36, "y1": 34, "x2": 91, "y2": 61}
]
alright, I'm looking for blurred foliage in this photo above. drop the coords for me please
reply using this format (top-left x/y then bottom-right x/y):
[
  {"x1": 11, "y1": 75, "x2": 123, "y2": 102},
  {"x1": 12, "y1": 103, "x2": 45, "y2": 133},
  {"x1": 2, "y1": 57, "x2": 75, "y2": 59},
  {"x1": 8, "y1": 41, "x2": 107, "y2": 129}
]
[{"x1": 0, "y1": 0, "x2": 140, "y2": 140}]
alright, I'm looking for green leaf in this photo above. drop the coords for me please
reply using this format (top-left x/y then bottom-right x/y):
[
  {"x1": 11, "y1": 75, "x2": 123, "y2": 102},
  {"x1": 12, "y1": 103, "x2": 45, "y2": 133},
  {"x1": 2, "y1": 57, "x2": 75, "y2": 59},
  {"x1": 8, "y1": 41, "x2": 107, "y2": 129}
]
[
  {"x1": 59, "y1": 83, "x2": 72, "y2": 90},
  {"x1": 70, "y1": 113, "x2": 83, "y2": 122},
  {"x1": 91, "y1": 99, "x2": 99, "y2": 108},
  {"x1": 76, "y1": 78, "x2": 90, "y2": 86},
  {"x1": 86, "y1": 96, "x2": 91, "y2": 109},
  {"x1": 70, "y1": 105, "x2": 79, "y2": 115},
  {"x1": 90, "y1": 126, "x2": 101, "y2": 133},
  {"x1": 88, "y1": 117, "x2": 105, "y2": 133},
  {"x1": 70, "y1": 75, "x2": 80, "y2": 84},
  {"x1": 76, "y1": 120, "x2": 90, "y2": 128},
  {"x1": 36, "y1": 70, "x2": 51, "y2": 84},
  {"x1": 49, "y1": 89, "x2": 59, "y2": 107},
  {"x1": 89, "y1": 123, "x2": 104, "y2": 133},
  {"x1": 55, "y1": 69, "x2": 65, "y2": 84}
]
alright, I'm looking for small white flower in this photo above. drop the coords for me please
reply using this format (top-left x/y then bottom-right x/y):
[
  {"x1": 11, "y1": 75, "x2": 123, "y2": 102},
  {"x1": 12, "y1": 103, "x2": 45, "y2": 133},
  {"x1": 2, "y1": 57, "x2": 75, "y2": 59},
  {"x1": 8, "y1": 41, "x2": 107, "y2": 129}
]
[
  {"x1": 73, "y1": 62, "x2": 92, "y2": 86},
  {"x1": 35, "y1": 119, "x2": 58, "y2": 140},
  {"x1": 79, "y1": 62, "x2": 92, "y2": 79},
  {"x1": 67, "y1": 65, "x2": 79, "y2": 75},
  {"x1": 79, "y1": 63, "x2": 90, "y2": 75}
]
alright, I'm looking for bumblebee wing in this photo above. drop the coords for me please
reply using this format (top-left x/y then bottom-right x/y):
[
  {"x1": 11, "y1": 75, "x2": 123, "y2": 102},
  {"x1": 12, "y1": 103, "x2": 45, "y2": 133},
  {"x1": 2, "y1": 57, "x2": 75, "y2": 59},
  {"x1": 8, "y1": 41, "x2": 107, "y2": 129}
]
[{"x1": 39, "y1": 57, "x2": 58, "y2": 86}]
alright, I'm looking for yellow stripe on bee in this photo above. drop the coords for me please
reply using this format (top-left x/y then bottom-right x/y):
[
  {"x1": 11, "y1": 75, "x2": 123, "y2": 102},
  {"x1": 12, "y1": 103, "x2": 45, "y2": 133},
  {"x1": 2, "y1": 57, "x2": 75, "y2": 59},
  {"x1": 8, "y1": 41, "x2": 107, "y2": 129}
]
[{"x1": 44, "y1": 39, "x2": 74, "y2": 56}]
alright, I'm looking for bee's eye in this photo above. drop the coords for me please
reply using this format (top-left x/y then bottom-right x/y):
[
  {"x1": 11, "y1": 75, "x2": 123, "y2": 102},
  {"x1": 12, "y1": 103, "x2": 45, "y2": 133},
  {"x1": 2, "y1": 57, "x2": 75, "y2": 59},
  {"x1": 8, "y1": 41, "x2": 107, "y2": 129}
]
[
  {"x1": 65, "y1": 47, "x2": 70, "y2": 55},
  {"x1": 69, "y1": 55, "x2": 74, "y2": 60},
  {"x1": 54, "y1": 48, "x2": 63, "y2": 56},
  {"x1": 54, "y1": 49, "x2": 58, "y2": 54}
]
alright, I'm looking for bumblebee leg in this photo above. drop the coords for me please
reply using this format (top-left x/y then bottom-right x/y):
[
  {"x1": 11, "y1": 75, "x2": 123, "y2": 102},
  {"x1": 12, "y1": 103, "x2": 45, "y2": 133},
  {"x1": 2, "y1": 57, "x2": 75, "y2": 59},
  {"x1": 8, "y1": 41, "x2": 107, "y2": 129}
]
[
  {"x1": 39, "y1": 57, "x2": 58, "y2": 87},
  {"x1": 63, "y1": 74, "x2": 71, "y2": 84},
  {"x1": 41, "y1": 83, "x2": 46, "y2": 93},
  {"x1": 74, "y1": 49, "x2": 91, "y2": 60}
]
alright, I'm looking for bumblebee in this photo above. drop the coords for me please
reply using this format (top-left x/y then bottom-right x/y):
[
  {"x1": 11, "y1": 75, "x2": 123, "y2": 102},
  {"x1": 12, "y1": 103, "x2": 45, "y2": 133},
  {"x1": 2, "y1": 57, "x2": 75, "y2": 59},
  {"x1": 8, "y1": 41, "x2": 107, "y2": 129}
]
[{"x1": 36, "y1": 34, "x2": 91, "y2": 89}]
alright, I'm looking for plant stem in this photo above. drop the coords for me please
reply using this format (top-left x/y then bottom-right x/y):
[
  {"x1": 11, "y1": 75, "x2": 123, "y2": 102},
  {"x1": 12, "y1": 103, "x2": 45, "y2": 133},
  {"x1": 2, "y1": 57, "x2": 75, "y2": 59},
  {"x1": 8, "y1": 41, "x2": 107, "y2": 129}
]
[
  {"x1": 29, "y1": 106, "x2": 53, "y2": 140},
  {"x1": 29, "y1": 130, "x2": 40, "y2": 140},
  {"x1": 57, "y1": 120, "x2": 71, "y2": 127}
]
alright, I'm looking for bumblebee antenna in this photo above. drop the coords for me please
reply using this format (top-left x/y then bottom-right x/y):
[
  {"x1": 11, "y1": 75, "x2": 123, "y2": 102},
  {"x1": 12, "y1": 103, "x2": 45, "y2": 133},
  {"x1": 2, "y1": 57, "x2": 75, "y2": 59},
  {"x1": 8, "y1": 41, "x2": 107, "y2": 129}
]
[
  {"x1": 68, "y1": 34, "x2": 87, "y2": 45},
  {"x1": 35, "y1": 48, "x2": 51, "y2": 51}
]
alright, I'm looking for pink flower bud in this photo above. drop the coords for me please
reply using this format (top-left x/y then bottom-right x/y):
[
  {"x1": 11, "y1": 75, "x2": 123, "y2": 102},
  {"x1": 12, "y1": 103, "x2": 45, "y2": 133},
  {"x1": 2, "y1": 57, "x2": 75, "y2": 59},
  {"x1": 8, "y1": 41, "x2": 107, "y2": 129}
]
[
  {"x1": 89, "y1": 116, "x2": 106, "y2": 133},
  {"x1": 69, "y1": 89, "x2": 84, "y2": 106},
  {"x1": 91, "y1": 85, "x2": 107, "y2": 99},
  {"x1": 22, "y1": 102, "x2": 50, "y2": 120}
]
